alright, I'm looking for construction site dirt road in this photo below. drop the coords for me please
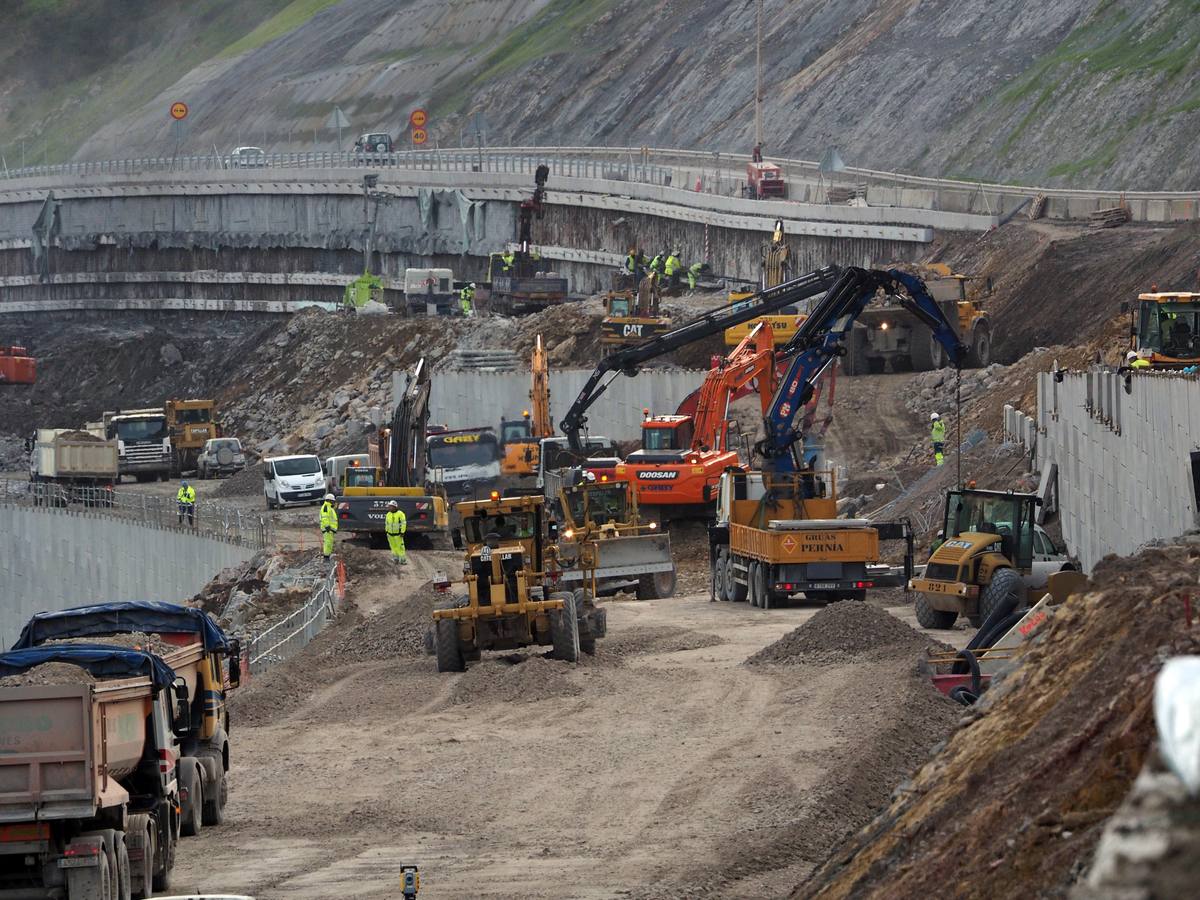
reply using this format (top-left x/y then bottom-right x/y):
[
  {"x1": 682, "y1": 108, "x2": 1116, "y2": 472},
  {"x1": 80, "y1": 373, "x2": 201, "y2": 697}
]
[{"x1": 169, "y1": 549, "x2": 961, "y2": 899}]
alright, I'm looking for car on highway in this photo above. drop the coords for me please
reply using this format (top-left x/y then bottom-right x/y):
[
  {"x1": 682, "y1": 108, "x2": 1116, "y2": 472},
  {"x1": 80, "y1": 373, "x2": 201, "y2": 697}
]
[
  {"x1": 197, "y1": 437, "x2": 248, "y2": 479},
  {"x1": 354, "y1": 132, "x2": 393, "y2": 154},
  {"x1": 229, "y1": 146, "x2": 269, "y2": 168},
  {"x1": 263, "y1": 453, "x2": 324, "y2": 508}
]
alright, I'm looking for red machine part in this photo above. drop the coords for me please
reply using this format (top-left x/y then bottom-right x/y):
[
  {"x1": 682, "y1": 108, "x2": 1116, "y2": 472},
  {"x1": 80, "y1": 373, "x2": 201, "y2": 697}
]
[{"x1": 0, "y1": 345, "x2": 36, "y2": 384}]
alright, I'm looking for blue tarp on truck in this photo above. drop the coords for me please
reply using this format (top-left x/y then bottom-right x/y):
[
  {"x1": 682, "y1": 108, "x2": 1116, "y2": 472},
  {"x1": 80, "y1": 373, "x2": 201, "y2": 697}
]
[{"x1": 12, "y1": 600, "x2": 230, "y2": 652}]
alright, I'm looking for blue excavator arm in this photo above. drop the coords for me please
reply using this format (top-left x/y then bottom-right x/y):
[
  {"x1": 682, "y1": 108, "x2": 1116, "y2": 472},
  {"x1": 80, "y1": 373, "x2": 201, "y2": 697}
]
[{"x1": 761, "y1": 267, "x2": 969, "y2": 472}]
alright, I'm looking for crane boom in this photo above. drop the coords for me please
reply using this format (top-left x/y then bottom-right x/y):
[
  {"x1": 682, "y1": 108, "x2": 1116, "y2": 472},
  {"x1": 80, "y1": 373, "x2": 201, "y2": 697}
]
[
  {"x1": 561, "y1": 265, "x2": 841, "y2": 449},
  {"x1": 760, "y1": 267, "x2": 968, "y2": 470},
  {"x1": 530, "y1": 335, "x2": 552, "y2": 438},
  {"x1": 388, "y1": 357, "x2": 431, "y2": 487}
]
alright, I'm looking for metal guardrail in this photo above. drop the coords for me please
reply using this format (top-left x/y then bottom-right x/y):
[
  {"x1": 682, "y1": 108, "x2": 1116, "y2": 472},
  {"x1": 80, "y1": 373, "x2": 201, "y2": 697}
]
[
  {"x1": 2, "y1": 144, "x2": 1196, "y2": 207},
  {"x1": 245, "y1": 560, "x2": 340, "y2": 674},
  {"x1": 0, "y1": 479, "x2": 271, "y2": 549}
]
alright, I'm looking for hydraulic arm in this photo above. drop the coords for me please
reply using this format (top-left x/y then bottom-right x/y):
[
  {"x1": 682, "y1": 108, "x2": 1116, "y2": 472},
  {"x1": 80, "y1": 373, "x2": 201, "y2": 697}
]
[
  {"x1": 760, "y1": 267, "x2": 969, "y2": 471},
  {"x1": 561, "y1": 266, "x2": 841, "y2": 449},
  {"x1": 388, "y1": 357, "x2": 431, "y2": 487}
]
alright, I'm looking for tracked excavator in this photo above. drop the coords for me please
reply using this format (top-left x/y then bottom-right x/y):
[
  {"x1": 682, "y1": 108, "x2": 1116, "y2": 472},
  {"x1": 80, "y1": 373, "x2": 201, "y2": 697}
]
[{"x1": 499, "y1": 335, "x2": 553, "y2": 480}]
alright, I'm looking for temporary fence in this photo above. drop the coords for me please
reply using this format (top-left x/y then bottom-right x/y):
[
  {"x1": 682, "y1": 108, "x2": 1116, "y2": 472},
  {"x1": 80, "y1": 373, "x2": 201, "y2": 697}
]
[
  {"x1": 245, "y1": 558, "x2": 344, "y2": 674},
  {"x1": 0, "y1": 478, "x2": 271, "y2": 549}
]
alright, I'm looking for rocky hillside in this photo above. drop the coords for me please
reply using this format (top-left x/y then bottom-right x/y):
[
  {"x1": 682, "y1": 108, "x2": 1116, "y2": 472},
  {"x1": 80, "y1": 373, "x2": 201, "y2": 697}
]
[{"x1": 3, "y1": 0, "x2": 1199, "y2": 189}]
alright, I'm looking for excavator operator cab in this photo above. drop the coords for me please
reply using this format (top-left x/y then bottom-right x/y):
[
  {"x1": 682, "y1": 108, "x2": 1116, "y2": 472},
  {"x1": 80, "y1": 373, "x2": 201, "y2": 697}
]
[
  {"x1": 943, "y1": 489, "x2": 1037, "y2": 571},
  {"x1": 640, "y1": 416, "x2": 694, "y2": 453},
  {"x1": 1133, "y1": 293, "x2": 1200, "y2": 365},
  {"x1": 561, "y1": 481, "x2": 634, "y2": 537}
]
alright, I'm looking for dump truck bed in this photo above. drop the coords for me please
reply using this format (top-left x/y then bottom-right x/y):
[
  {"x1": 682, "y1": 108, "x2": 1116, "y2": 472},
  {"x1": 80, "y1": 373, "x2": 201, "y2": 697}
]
[{"x1": 0, "y1": 678, "x2": 152, "y2": 824}]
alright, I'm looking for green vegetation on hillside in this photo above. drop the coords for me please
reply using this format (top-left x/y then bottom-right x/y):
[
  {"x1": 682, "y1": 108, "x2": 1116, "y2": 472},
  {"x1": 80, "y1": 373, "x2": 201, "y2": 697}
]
[
  {"x1": 220, "y1": 0, "x2": 345, "y2": 58},
  {"x1": 431, "y1": 0, "x2": 619, "y2": 117}
]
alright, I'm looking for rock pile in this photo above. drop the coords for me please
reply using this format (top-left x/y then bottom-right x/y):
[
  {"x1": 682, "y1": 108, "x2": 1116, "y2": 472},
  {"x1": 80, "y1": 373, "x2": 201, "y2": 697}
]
[{"x1": 747, "y1": 601, "x2": 938, "y2": 666}]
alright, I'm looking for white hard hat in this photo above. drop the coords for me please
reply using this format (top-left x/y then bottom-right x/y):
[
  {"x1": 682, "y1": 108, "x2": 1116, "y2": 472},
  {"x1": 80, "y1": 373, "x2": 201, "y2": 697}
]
[
  {"x1": 930, "y1": 412, "x2": 940, "y2": 421},
  {"x1": 324, "y1": 493, "x2": 335, "y2": 502},
  {"x1": 1126, "y1": 350, "x2": 1138, "y2": 361},
  {"x1": 387, "y1": 500, "x2": 399, "y2": 508}
]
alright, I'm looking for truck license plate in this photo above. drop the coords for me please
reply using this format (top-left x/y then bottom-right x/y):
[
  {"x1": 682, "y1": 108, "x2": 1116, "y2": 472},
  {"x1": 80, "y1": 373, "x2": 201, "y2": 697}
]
[
  {"x1": 58, "y1": 857, "x2": 99, "y2": 869},
  {"x1": 810, "y1": 582, "x2": 838, "y2": 590}
]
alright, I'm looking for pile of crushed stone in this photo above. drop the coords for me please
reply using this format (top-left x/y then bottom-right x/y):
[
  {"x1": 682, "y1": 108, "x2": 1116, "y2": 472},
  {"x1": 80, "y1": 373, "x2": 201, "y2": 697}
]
[
  {"x1": 445, "y1": 654, "x2": 582, "y2": 706},
  {"x1": 327, "y1": 583, "x2": 439, "y2": 660},
  {"x1": 45, "y1": 632, "x2": 171, "y2": 655},
  {"x1": 747, "y1": 601, "x2": 940, "y2": 666},
  {"x1": 210, "y1": 462, "x2": 266, "y2": 498},
  {"x1": 0, "y1": 662, "x2": 97, "y2": 687}
]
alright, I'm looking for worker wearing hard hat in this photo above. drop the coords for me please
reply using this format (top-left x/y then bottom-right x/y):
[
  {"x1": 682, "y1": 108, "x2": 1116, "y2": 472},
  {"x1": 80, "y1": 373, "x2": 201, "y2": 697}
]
[
  {"x1": 176, "y1": 480, "x2": 196, "y2": 527},
  {"x1": 687, "y1": 261, "x2": 710, "y2": 291},
  {"x1": 930, "y1": 413, "x2": 947, "y2": 467},
  {"x1": 319, "y1": 493, "x2": 339, "y2": 559},
  {"x1": 664, "y1": 249, "x2": 683, "y2": 288},
  {"x1": 385, "y1": 499, "x2": 408, "y2": 566},
  {"x1": 1126, "y1": 350, "x2": 1151, "y2": 369},
  {"x1": 460, "y1": 283, "x2": 475, "y2": 317}
]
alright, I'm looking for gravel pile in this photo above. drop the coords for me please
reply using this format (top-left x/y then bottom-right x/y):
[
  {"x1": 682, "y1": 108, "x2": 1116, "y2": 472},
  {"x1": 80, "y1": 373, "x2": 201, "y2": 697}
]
[
  {"x1": 747, "y1": 601, "x2": 938, "y2": 666},
  {"x1": 326, "y1": 583, "x2": 439, "y2": 660},
  {"x1": 211, "y1": 462, "x2": 266, "y2": 498},
  {"x1": 0, "y1": 662, "x2": 97, "y2": 687},
  {"x1": 445, "y1": 654, "x2": 582, "y2": 706},
  {"x1": 45, "y1": 632, "x2": 171, "y2": 655}
]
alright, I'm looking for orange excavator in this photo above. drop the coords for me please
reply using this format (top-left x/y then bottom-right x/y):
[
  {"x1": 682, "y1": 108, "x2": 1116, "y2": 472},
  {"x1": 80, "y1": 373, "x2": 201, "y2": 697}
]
[
  {"x1": 615, "y1": 323, "x2": 780, "y2": 521},
  {"x1": 0, "y1": 344, "x2": 35, "y2": 384},
  {"x1": 499, "y1": 334, "x2": 553, "y2": 478}
]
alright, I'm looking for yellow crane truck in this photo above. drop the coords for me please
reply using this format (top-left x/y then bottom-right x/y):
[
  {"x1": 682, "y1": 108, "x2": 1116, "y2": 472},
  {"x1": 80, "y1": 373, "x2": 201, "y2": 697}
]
[{"x1": 430, "y1": 492, "x2": 607, "y2": 671}]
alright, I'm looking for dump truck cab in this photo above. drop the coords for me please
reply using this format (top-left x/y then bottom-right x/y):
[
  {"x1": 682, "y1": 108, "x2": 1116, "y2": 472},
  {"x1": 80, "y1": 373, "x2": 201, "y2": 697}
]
[
  {"x1": 1130, "y1": 291, "x2": 1200, "y2": 367},
  {"x1": 910, "y1": 489, "x2": 1072, "y2": 629},
  {"x1": 430, "y1": 493, "x2": 607, "y2": 671}
]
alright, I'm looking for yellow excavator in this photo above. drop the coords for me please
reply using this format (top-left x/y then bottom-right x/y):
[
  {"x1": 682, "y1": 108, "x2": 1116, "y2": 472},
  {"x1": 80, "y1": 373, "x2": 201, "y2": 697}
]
[
  {"x1": 724, "y1": 219, "x2": 804, "y2": 347},
  {"x1": 499, "y1": 335, "x2": 553, "y2": 479}
]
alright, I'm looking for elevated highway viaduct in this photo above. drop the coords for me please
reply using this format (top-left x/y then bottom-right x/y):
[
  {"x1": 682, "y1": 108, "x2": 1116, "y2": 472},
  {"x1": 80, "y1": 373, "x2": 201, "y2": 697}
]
[{"x1": 0, "y1": 151, "x2": 1001, "y2": 315}]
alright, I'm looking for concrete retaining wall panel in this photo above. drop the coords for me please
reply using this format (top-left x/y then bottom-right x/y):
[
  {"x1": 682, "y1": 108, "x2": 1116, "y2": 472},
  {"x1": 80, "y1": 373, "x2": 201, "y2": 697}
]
[
  {"x1": 0, "y1": 506, "x2": 253, "y2": 647},
  {"x1": 426, "y1": 369, "x2": 707, "y2": 442}
]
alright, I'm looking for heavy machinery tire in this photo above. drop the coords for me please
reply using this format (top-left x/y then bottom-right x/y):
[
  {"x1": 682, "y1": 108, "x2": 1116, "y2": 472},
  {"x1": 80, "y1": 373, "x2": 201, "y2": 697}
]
[
  {"x1": 115, "y1": 833, "x2": 132, "y2": 900},
  {"x1": 979, "y1": 567, "x2": 1021, "y2": 629},
  {"x1": 67, "y1": 840, "x2": 112, "y2": 900},
  {"x1": 713, "y1": 549, "x2": 729, "y2": 601},
  {"x1": 637, "y1": 568, "x2": 677, "y2": 600},
  {"x1": 435, "y1": 618, "x2": 465, "y2": 673},
  {"x1": 178, "y1": 760, "x2": 203, "y2": 837},
  {"x1": 729, "y1": 556, "x2": 749, "y2": 603},
  {"x1": 151, "y1": 807, "x2": 175, "y2": 893},
  {"x1": 747, "y1": 561, "x2": 760, "y2": 608},
  {"x1": 909, "y1": 325, "x2": 936, "y2": 371},
  {"x1": 550, "y1": 592, "x2": 580, "y2": 662},
  {"x1": 969, "y1": 323, "x2": 992, "y2": 368},
  {"x1": 201, "y1": 764, "x2": 225, "y2": 826},
  {"x1": 930, "y1": 340, "x2": 948, "y2": 370},
  {"x1": 755, "y1": 562, "x2": 772, "y2": 610},
  {"x1": 914, "y1": 592, "x2": 958, "y2": 629},
  {"x1": 125, "y1": 814, "x2": 154, "y2": 900}
]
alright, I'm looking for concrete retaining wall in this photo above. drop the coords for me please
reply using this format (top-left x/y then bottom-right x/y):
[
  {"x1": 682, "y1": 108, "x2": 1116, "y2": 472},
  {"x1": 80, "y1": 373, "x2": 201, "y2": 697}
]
[
  {"x1": 426, "y1": 369, "x2": 707, "y2": 442},
  {"x1": 1030, "y1": 371, "x2": 1200, "y2": 571},
  {"x1": 0, "y1": 505, "x2": 253, "y2": 647}
]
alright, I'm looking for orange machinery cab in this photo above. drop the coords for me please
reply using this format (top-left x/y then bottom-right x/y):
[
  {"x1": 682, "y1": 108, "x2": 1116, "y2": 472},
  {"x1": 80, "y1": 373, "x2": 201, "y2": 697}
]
[
  {"x1": 747, "y1": 161, "x2": 787, "y2": 199},
  {"x1": 499, "y1": 413, "x2": 540, "y2": 476},
  {"x1": 0, "y1": 346, "x2": 35, "y2": 384},
  {"x1": 615, "y1": 415, "x2": 735, "y2": 518},
  {"x1": 1133, "y1": 291, "x2": 1200, "y2": 368}
]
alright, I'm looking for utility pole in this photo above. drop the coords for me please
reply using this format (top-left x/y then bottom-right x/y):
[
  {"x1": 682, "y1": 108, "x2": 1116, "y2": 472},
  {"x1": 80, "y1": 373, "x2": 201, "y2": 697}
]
[{"x1": 755, "y1": 0, "x2": 763, "y2": 147}]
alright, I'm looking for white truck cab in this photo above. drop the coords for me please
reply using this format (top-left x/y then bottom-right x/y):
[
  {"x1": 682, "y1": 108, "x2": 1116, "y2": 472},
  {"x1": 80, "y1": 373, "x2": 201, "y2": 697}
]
[{"x1": 263, "y1": 454, "x2": 324, "y2": 508}]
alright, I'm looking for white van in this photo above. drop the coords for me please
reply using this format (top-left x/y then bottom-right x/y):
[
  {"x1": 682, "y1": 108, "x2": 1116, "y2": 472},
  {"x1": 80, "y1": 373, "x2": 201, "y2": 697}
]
[{"x1": 263, "y1": 454, "x2": 324, "y2": 508}]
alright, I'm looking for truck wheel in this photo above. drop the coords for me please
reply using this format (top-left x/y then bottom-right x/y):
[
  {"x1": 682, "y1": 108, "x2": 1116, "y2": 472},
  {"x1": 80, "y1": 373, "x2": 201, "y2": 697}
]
[
  {"x1": 126, "y1": 814, "x2": 154, "y2": 899},
  {"x1": 550, "y1": 592, "x2": 580, "y2": 662},
  {"x1": 755, "y1": 562, "x2": 772, "y2": 610},
  {"x1": 115, "y1": 833, "x2": 132, "y2": 900},
  {"x1": 435, "y1": 618, "x2": 466, "y2": 673},
  {"x1": 201, "y1": 765, "x2": 225, "y2": 826},
  {"x1": 979, "y1": 567, "x2": 1021, "y2": 628},
  {"x1": 968, "y1": 322, "x2": 992, "y2": 368},
  {"x1": 915, "y1": 593, "x2": 958, "y2": 629},
  {"x1": 67, "y1": 842, "x2": 111, "y2": 900},
  {"x1": 179, "y1": 759, "x2": 203, "y2": 837},
  {"x1": 637, "y1": 569, "x2": 676, "y2": 600},
  {"x1": 728, "y1": 556, "x2": 749, "y2": 603},
  {"x1": 747, "y1": 561, "x2": 761, "y2": 608},
  {"x1": 909, "y1": 325, "x2": 937, "y2": 371},
  {"x1": 712, "y1": 549, "x2": 729, "y2": 601},
  {"x1": 151, "y1": 809, "x2": 174, "y2": 893}
]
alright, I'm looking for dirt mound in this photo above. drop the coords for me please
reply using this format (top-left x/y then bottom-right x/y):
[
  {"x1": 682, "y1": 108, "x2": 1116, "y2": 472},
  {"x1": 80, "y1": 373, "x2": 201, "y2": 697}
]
[
  {"x1": 0, "y1": 662, "x2": 97, "y2": 687},
  {"x1": 802, "y1": 540, "x2": 1200, "y2": 900},
  {"x1": 211, "y1": 462, "x2": 265, "y2": 498},
  {"x1": 591, "y1": 625, "x2": 724, "y2": 666},
  {"x1": 327, "y1": 583, "x2": 439, "y2": 660},
  {"x1": 337, "y1": 545, "x2": 399, "y2": 580},
  {"x1": 748, "y1": 602, "x2": 939, "y2": 666},
  {"x1": 45, "y1": 632, "x2": 170, "y2": 655},
  {"x1": 444, "y1": 654, "x2": 582, "y2": 706}
]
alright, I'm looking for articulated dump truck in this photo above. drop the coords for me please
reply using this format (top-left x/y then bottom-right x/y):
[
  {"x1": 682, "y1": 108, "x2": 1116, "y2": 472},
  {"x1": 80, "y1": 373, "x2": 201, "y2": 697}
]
[{"x1": 0, "y1": 602, "x2": 242, "y2": 899}]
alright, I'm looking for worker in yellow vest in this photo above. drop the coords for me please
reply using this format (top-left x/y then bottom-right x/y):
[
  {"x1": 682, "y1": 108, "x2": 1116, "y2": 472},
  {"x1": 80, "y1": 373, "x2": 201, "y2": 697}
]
[
  {"x1": 930, "y1": 413, "x2": 947, "y2": 467},
  {"x1": 664, "y1": 249, "x2": 682, "y2": 288},
  {"x1": 385, "y1": 500, "x2": 408, "y2": 566},
  {"x1": 319, "y1": 493, "x2": 339, "y2": 559},
  {"x1": 176, "y1": 481, "x2": 196, "y2": 526}
]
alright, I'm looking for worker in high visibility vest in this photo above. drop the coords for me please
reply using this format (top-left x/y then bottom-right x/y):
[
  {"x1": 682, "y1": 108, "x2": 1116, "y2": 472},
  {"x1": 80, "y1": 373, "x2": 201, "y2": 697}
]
[
  {"x1": 176, "y1": 481, "x2": 196, "y2": 526},
  {"x1": 664, "y1": 249, "x2": 682, "y2": 288},
  {"x1": 686, "y1": 261, "x2": 708, "y2": 290},
  {"x1": 319, "y1": 493, "x2": 339, "y2": 559},
  {"x1": 385, "y1": 500, "x2": 407, "y2": 565},
  {"x1": 460, "y1": 283, "x2": 475, "y2": 317},
  {"x1": 930, "y1": 413, "x2": 947, "y2": 467}
]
